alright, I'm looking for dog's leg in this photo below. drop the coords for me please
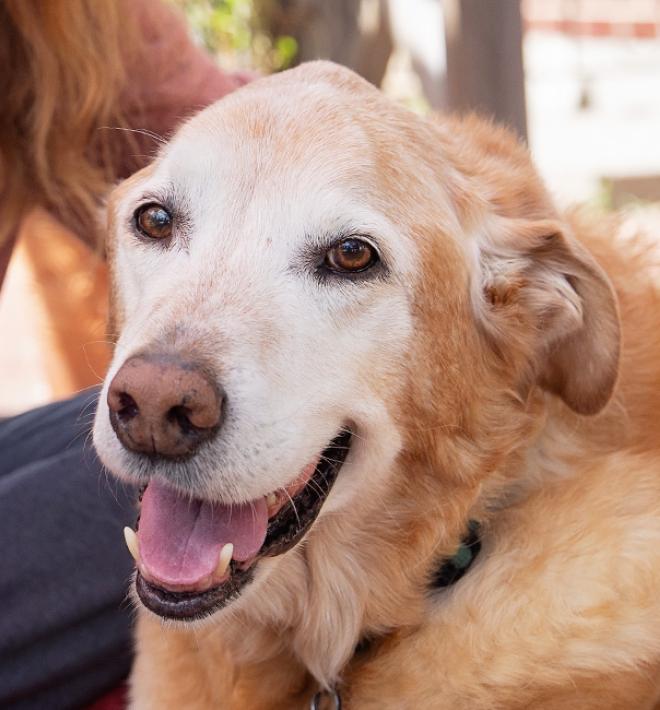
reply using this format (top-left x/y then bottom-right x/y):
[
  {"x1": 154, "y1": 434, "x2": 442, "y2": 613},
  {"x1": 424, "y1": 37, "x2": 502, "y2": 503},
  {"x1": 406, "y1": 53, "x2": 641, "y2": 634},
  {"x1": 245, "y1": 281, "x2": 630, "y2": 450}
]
[
  {"x1": 129, "y1": 612, "x2": 235, "y2": 709},
  {"x1": 129, "y1": 612, "x2": 313, "y2": 709}
]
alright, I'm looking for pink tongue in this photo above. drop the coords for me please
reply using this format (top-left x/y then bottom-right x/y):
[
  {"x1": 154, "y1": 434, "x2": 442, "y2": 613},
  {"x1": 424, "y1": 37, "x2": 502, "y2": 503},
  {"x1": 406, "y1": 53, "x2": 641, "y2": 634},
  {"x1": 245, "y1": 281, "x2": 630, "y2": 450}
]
[{"x1": 137, "y1": 478, "x2": 268, "y2": 587}]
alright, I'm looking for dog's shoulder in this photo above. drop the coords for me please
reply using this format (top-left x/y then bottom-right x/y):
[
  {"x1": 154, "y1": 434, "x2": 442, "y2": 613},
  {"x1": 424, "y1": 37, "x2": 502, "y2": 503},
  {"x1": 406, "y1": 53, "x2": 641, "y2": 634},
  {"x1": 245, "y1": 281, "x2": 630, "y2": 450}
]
[{"x1": 344, "y1": 450, "x2": 660, "y2": 709}]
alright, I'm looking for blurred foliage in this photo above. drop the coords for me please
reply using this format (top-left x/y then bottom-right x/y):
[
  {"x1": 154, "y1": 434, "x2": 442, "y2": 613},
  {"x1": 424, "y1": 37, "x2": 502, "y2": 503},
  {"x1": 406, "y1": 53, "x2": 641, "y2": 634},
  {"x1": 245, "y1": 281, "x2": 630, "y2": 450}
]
[
  {"x1": 172, "y1": 0, "x2": 297, "y2": 72},
  {"x1": 595, "y1": 179, "x2": 615, "y2": 211}
]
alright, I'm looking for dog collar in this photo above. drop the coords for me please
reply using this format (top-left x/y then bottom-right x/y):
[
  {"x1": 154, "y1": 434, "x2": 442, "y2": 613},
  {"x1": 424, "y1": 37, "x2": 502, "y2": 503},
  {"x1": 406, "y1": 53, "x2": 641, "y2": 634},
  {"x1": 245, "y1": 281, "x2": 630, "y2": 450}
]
[{"x1": 310, "y1": 521, "x2": 482, "y2": 708}]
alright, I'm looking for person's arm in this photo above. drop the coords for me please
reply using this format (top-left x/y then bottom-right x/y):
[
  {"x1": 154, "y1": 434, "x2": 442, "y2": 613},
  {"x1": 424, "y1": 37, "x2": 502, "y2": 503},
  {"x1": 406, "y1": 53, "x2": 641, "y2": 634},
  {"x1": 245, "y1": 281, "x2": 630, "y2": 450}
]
[
  {"x1": 0, "y1": 230, "x2": 17, "y2": 292},
  {"x1": 44, "y1": 0, "x2": 254, "y2": 246},
  {"x1": 114, "y1": 0, "x2": 254, "y2": 179}
]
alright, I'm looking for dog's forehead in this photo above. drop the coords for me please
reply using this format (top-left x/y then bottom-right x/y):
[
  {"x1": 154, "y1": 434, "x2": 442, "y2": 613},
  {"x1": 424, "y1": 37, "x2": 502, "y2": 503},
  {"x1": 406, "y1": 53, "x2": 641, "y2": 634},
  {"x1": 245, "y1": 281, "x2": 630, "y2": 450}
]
[
  {"x1": 160, "y1": 80, "x2": 375, "y2": 203},
  {"x1": 112, "y1": 67, "x2": 454, "y2": 282}
]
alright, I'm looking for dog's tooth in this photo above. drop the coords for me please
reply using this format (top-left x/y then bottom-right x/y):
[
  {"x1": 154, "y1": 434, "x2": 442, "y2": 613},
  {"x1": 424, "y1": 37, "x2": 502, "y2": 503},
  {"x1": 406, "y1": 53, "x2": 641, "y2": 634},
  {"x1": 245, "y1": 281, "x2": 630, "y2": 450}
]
[
  {"x1": 123, "y1": 526, "x2": 140, "y2": 563},
  {"x1": 216, "y1": 543, "x2": 234, "y2": 578},
  {"x1": 266, "y1": 493, "x2": 277, "y2": 508}
]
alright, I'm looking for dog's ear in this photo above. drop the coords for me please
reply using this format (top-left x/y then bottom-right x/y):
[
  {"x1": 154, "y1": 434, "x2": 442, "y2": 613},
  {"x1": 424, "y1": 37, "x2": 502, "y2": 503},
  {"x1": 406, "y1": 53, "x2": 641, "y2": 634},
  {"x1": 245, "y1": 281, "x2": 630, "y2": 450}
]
[{"x1": 473, "y1": 218, "x2": 620, "y2": 415}]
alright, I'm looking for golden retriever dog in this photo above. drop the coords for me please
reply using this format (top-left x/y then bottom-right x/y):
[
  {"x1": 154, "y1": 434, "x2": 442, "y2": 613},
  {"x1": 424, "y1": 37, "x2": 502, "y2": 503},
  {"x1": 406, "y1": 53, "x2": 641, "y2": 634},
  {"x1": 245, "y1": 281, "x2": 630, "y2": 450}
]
[{"x1": 93, "y1": 62, "x2": 660, "y2": 708}]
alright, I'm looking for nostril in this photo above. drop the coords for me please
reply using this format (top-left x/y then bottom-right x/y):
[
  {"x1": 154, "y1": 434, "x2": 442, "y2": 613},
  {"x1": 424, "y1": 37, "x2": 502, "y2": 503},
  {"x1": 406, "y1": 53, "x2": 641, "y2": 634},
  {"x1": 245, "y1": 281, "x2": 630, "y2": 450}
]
[
  {"x1": 166, "y1": 401, "x2": 221, "y2": 441},
  {"x1": 167, "y1": 405, "x2": 197, "y2": 435},
  {"x1": 116, "y1": 392, "x2": 140, "y2": 421}
]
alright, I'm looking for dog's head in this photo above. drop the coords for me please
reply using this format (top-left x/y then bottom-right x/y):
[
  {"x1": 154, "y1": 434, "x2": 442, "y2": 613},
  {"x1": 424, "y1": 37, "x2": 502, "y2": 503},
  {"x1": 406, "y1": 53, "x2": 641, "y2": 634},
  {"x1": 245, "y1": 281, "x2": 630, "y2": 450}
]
[{"x1": 93, "y1": 62, "x2": 619, "y2": 629}]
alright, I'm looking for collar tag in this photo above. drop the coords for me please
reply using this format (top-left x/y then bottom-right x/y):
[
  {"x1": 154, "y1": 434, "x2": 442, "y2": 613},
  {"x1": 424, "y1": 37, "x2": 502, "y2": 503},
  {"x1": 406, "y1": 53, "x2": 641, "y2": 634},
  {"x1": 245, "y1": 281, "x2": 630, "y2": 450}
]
[{"x1": 310, "y1": 687, "x2": 342, "y2": 710}]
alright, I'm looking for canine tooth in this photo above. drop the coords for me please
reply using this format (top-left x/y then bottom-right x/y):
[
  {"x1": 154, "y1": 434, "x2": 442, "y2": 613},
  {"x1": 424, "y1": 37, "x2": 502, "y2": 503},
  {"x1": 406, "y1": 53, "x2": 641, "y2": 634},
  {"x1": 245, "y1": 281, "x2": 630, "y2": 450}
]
[
  {"x1": 123, "y1": 526, "x2": 140, "y2": 562},
  {"x1": 266, "y1": 493, "x2": 277, "y2": 508},
  {"x1": 216, "y1": 543, "x2": 234, "y2": 578}
]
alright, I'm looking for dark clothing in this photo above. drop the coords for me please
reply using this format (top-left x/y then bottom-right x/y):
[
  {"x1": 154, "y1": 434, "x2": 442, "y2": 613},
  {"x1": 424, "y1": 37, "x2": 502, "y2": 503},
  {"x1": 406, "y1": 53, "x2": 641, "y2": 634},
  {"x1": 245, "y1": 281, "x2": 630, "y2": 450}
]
[{"x1": 0, "y1": 391, "x2": 136, "y2": 709}]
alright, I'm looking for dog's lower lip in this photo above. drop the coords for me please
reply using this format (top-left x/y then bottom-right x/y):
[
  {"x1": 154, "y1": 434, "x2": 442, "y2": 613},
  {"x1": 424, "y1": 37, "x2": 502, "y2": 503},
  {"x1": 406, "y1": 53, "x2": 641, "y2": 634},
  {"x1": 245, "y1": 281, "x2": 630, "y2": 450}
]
[
  {"x1": 136, "y1": 563, "x2": 254, "y2": 620},
  {"x1": 135, "y1": 428, "x2": 352, "y2": 621}
]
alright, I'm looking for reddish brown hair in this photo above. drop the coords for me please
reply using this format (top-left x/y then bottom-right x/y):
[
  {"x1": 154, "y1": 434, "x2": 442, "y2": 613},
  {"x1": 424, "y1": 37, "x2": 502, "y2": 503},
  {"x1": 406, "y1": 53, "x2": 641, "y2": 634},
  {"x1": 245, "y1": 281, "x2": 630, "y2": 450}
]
[{"x1": 0, "y1": 0, "x2": 138, "y2": 247}]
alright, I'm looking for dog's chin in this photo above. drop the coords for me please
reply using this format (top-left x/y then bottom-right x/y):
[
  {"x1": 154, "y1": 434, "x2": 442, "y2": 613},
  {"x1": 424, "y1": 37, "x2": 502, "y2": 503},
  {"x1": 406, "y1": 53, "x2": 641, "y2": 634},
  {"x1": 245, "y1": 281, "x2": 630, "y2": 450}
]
[{"x1": 133, "y1": 428, "x2": 352, "y2": 622}]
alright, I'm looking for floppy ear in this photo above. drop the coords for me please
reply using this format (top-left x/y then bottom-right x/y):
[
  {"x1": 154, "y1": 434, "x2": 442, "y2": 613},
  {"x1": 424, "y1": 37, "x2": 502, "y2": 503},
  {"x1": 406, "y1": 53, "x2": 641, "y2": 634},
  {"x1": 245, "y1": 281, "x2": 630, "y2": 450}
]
[{"x1": 474, "y1": 218, "x2": 621, "y2": 415}]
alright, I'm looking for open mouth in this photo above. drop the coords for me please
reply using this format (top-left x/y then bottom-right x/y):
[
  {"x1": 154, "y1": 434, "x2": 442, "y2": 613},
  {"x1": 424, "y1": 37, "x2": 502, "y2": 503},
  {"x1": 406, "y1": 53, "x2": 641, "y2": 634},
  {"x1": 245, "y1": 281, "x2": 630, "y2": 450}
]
[{"x1": 132, "y1": 428, "x2": 352, "y2": 621}]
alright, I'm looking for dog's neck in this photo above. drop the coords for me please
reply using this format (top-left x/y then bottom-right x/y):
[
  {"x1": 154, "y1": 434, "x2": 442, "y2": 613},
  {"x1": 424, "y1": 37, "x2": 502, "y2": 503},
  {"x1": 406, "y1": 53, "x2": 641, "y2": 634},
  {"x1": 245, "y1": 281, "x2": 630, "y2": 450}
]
[
  {"x1": 219, "y1": 459, "x2": 494, "y2": 688},
  {"x1": 215, "y1": 402, "x2": 572, "y2": 693}
]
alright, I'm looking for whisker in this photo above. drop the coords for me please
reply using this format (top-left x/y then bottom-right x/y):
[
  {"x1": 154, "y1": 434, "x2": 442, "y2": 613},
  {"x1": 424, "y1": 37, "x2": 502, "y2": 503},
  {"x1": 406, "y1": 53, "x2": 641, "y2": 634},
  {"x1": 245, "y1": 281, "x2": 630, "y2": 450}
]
[
  {"x1": 280, "y1": 487, "x2": 301, "y2": 526},
  {"x1": 98, "y1": 125, "x2": 168, "y2": 145}
]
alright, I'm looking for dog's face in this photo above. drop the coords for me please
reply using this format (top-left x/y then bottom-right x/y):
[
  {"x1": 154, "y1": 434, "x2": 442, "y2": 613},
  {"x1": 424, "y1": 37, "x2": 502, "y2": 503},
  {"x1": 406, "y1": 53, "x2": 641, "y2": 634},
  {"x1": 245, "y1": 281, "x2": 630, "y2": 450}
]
[{"x1": 93, "y1": 63, "x2": 619, "y2": 625}]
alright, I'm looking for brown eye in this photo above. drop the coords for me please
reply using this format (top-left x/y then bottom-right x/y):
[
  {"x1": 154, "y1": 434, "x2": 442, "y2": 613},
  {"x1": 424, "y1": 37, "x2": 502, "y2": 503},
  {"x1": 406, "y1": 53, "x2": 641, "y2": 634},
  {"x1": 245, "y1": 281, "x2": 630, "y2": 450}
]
[
  {"x1": 324, "y1": 238, "x2": 378, "y2": 273},
  {"x1": 135, "y1": 204, "x2": 172, "y2": 240}
]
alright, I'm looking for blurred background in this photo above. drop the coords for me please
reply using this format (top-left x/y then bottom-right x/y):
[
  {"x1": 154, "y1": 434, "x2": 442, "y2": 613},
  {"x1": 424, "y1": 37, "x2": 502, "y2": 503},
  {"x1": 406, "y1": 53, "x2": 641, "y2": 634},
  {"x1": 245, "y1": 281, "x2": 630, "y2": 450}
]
[{"x1": 2, "y1": 0, "x2": 659, "y2": 416}]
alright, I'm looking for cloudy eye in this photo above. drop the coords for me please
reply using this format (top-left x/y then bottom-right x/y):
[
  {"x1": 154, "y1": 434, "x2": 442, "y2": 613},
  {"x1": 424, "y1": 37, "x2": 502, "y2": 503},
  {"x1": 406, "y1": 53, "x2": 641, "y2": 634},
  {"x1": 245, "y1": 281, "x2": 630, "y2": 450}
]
[
  {"x1": 324, "y1": 238, "x2": 379, "y2": 274},
  {"x1": 134, "y1": 204, "x2": 173, "y2": 240}
]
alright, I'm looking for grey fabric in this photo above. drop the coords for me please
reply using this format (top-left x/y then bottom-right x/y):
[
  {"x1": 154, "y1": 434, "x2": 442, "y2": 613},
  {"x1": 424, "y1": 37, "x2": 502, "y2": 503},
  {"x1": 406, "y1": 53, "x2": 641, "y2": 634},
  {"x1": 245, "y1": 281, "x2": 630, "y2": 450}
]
[{"x1": 0, "y1": 391, "x2": 137, "y2": 709}]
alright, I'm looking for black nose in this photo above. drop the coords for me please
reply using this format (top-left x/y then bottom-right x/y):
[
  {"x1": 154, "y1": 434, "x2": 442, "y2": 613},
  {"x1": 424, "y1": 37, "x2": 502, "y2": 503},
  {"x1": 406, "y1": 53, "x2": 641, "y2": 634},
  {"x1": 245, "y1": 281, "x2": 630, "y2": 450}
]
[{"x1": 107, "y1": 353, "x2": 222, "y2": 458}]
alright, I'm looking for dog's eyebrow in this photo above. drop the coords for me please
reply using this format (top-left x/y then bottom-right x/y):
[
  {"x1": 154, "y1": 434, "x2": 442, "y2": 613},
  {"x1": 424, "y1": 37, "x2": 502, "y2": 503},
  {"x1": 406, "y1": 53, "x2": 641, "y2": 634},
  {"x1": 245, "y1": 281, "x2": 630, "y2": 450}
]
[
  {"x1": 305, "y1": 231, "x2": 357, "y2": 251},
  {"x1": 304, "y1": 223, "x2": 379, "y2": 249},
  {"x1": 134, "y1": 187, "x2": 175, "y2": 207}
]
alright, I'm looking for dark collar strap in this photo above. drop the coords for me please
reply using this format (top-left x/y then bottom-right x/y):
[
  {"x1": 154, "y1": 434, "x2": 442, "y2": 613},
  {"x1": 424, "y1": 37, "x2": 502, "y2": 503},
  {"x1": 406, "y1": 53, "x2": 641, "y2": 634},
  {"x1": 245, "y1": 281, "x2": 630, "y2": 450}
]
[{"x1": 311, "y1": 521, "x2": 482, "y2": 707}]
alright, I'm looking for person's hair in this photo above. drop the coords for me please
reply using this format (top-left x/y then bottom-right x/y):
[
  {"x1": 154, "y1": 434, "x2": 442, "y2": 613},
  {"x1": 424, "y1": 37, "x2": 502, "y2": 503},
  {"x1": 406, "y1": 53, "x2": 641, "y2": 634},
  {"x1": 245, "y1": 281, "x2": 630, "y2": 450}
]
[{"x1": 0, "y1": 0, "x2": 137, "y2": 248}]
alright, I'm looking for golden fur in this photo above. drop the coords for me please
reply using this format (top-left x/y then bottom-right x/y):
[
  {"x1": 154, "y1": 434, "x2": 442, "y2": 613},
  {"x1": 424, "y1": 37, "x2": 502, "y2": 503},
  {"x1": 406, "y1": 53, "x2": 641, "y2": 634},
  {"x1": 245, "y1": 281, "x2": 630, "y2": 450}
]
[{"x1": 105, "y1": 63, "x2": 660, "y2": 708}]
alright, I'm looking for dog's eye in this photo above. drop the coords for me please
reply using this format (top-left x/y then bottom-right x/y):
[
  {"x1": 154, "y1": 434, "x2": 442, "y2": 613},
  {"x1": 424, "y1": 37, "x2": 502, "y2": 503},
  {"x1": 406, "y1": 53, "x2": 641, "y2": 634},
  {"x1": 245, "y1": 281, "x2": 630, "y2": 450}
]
[
  {"x1": 134, "y1": 204, "x2": 172, "y2": 240},
  {"x1": 324, "y1": 238, "x2": 379, "y2": 273}
]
